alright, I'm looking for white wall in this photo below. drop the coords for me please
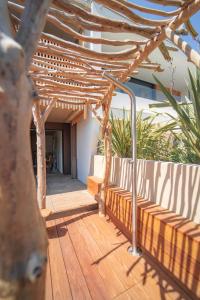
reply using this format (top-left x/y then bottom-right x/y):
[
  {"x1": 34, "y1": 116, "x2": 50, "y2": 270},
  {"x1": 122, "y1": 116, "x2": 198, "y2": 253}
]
[
  {"x1": 76, "y1": 2, "x2": 102, "y2": 184},
  {"x1": 77, "y1": 111, "x2": 100, "y2": 183},
  {"x1": 56, "y1": 131, "x2": 63, "y2": 173},
  {"x1": 111, "y1": 92, "x2": 177, "y2": 123},
  {"x1": 76, "y1": 92, "x2": 176, "y2": 183},
  {"x1": 93, "y1": 155, "x2": 200, "y2": 224}
]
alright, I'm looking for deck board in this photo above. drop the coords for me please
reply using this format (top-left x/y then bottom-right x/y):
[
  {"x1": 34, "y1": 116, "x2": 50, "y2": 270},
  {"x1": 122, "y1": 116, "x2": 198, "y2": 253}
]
[
  {"x1": 47, "y1": 220, "x2": 73, "y2": 300},
  {"x1": 55, "y1": 217, "x2": 92, "y2": 300},
  {"x1": 45, "y1": 175, "x2": 192, "y2": 300},
  {"x1": 46, "y1": 174, "x2": 97, "y2": 213},
  {"x1": 74, "y1": 215, "x2": 125, "y2": 298},
  {"x1": 46, "y1": 210, "x2": 192, "y2": 300},
  {"x1": 65, "y1": 212, "x2": 109, "y2": 300},
  {"x1": 45, "y1": 252, "x2": 53, "y2": 300}
]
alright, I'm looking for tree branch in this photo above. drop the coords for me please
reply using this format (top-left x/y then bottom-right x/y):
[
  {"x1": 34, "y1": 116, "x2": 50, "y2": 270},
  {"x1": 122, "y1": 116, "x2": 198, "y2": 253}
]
[
  {"x1": 43, "y1": 99, "x2": 56, "y2": 122},
  {"x1": 16, "y1": 0, "x2": 52, "y2": 67}
]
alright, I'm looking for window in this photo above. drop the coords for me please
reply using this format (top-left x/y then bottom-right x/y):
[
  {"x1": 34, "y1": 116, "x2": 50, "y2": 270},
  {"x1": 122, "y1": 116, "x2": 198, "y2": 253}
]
[
  {"x1": 116, "y1": 78, "x2": 156, "y2": 100},
  {"x1": 116, "y1": 77, "x2": 181, "y2": 102}
]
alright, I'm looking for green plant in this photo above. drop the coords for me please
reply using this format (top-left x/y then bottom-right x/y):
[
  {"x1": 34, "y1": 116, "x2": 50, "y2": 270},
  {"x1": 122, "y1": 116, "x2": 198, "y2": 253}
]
[
  {"x1": 151, "y1": 68, "x2": 200, "y2": 163},
  {"x1": 97, "y1": 109, "x2": 175, "y2": 161},
  {"x1": 136, "y1": 111, "x2": 172, "y2": 160},
  {"x1": 110, "y1": 110, "x2": 131, "y2": 157}
]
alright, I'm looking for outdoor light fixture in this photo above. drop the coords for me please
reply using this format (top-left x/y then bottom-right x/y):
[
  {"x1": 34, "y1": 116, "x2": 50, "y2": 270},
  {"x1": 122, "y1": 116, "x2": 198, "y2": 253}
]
[{"x1": 102, "y1": 72, "x2": 141, "y2": 256}]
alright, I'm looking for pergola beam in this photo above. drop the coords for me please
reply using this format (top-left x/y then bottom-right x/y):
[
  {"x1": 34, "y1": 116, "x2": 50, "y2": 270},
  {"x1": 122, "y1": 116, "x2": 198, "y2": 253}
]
[
  {"x1": 32, "y1": 98, "x2": 56, "y2": 214},
  {"x1": 16, "y1": 0, "x2": 52, "y2": 67},
  {"x1": 122, "y1": 0, "x2": 200, "y2": 81},
  {"x1": 100, "y1": 0, "x2": 200, "y2": 115},
  {"x1": 165, "y1": 27, "x2": 200, "y2": 68}
]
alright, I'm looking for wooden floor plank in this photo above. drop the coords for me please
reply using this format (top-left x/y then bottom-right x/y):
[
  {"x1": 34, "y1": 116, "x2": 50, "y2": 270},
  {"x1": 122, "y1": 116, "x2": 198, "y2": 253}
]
[
  {"x1": 45, "y1": 252, "x2": 53, "y2": 300},
  {"x1": 82, "y1": 213, "x2": 141, "y2": 290},
  {"x1": 123, "y1": 276, "x2": 190, "y2": 300},
  {"x1": 74, "y1": 214, "x2": 126, "y2": 298},
  {"x1": 64, "y1": 212, "x2": 110, "y2": 300},
  {"x1": 55, "y1": 217, "x2": 92, "y2": 300},
  {"x1": 83, "y1": 213, "x2": 148, "y2": 284},
  {"x1": 83, "y1": 213, "x2": 191, "y2": 300},
  {"x1": 45, "y1": 204, "x2": 193, "y2": 300},
  {"x1": 47, "y1": 220, "x2": 72, "y2": 300}
]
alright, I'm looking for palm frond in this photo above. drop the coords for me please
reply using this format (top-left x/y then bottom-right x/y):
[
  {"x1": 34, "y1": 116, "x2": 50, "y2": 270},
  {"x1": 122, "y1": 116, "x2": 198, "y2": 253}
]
[{"x1": 153, "y1": 68, "x2": 200, "y2": 161}]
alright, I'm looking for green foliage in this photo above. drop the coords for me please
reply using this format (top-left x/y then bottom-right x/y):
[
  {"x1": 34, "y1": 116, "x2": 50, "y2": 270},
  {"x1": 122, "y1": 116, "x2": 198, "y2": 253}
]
[
  {"x1": 97, "y1": 109, "x2": 179, "y2": 162},
  {"x1": 136, "y1": 111, "x2": 170, "y2": 160},
  {"x1": 110, "y1": 110, "x2": 131, "y2": 158},
  {"x1": 152, "y1": 68, "x2": 200, "y2": 164}
]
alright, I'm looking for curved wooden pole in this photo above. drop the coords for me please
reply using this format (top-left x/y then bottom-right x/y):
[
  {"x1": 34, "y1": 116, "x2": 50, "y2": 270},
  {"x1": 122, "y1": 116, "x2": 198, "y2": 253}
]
[
  {"x1": 32, "y1": 102, "x2": 47, "y2": 210},
  {"x1": 99, "y1": 124, "x2": 112, "y2": 217},
  {"x1": 32, "y1": 100, "x2": 56, "y2": 211},
  {"x1": 95, "y1": 0, "x2": 172, "y2": 26},
  {"x1": 0, "y1": 1, "x2": 50, "y2": 299},
  {"x1": 165, "y1": 27, "x2": 200, "y2": 68}
]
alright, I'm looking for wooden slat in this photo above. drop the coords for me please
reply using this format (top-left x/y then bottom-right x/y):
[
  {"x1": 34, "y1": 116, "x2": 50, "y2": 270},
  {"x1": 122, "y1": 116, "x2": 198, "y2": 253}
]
[
  {"x1": 47, "y1": 220, "x2": 73, "y2": 300},
  {"x1": 82, "y1": 212, "x2": 143, "y2": 288},
  {"x1": 45, "y1": 252, "x2": 53, "y2": 300},
  {"x1": 82, "y1": 211, "x2": 190, "y2": 300},
  {"x1": 74, "y1": 214, "x2": 125, "y2": 298},
  {"x1": 45, "y1": 207, "x2": 193, "y2": 300},
  {"x1": 105, "y1": 186, "x2": 200, "y2": 300},
  {"x1": 55, "y1": 217, "x2": 92, "y2": 300},
  {"x1": 64, "y1": 212, "x2": 109, "y2": 300},
  {"x1": 87, "y1": 176, "x2": 103, "y2": 196}
]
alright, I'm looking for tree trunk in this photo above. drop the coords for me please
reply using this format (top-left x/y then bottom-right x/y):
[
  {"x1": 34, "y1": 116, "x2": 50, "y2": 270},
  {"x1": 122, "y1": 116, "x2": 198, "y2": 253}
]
[
  {"x1": 0, "y1": 33, "x2": 48, "y2": 300},
  {"x1": 32, "y1": 103, "x2": 46, "y2": 209}
]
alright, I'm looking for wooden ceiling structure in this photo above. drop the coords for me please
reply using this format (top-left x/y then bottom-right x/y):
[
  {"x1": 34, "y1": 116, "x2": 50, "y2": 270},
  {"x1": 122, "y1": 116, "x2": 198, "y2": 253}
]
[
  {"x1": 8, "y1": 0, "x2": 200, "y2": 126},
  {"x1": 7, "y1": 0, "x2": 200, "y2": 214}
]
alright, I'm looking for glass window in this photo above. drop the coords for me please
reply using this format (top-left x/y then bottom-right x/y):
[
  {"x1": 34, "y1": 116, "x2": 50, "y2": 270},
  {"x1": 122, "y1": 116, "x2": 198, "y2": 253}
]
[
  {"x1": 116, "y1": 78, "x2": 156, "y2": 100},
  {"x1": 116, "y1": 77, "x2": 181, "y2": 102}
]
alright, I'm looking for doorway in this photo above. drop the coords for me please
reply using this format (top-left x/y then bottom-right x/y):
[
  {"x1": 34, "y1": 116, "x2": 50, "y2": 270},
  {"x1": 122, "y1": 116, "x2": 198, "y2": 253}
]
[{"x1": 31, "y1": 129, "x2": 63, "y2": 174}]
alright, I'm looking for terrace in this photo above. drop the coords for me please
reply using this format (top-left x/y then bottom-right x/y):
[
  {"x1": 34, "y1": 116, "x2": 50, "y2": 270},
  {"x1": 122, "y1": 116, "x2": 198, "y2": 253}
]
[
  {"x1": 0, "y1": 1, "x2": 200, "y2": 300},
  {"x1": 45, "y1": 175, "x2": 192, "y2": 300}
]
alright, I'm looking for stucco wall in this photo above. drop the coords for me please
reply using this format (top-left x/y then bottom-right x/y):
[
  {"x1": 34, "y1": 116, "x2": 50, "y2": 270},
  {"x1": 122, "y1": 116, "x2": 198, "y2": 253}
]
[
  {"x1": 93, "y1": 155, "x2": 200, "y2": 224},
  {"x1": 77, "y1": 112, "x2": 100, "y2": 183},
  {"x1": 111, "y1": 92, "x2": 177, "y2": 122}
]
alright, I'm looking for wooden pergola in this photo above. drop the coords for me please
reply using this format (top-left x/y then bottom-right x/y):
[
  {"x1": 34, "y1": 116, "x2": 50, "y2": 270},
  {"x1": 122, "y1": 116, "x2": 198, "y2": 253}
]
[{"x1": 0, "y1": 0, "x2": 200, "y2": 299}]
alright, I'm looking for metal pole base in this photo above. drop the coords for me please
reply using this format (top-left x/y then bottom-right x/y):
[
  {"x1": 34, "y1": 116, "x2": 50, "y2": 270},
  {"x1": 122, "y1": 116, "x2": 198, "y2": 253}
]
[{"x1": 128, "y1": 246, "x2": 142, "y2": 256}]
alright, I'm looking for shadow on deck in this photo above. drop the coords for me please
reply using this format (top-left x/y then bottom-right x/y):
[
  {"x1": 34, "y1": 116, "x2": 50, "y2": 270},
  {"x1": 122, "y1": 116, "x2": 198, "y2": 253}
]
[{"x1": 45, "y1": 175, "x2": 191, "y2": 300}]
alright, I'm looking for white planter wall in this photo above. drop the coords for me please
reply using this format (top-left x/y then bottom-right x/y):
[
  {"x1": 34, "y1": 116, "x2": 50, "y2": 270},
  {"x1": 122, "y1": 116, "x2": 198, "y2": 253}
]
[{"x1": 93, "y1": 155, "x2": 200, "y2": 224}]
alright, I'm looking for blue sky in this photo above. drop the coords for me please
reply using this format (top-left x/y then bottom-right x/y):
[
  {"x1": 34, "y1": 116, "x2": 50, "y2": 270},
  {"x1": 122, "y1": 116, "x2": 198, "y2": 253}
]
[{"x1": 130, "y1": 0, "x2": 200, "y2": 50}]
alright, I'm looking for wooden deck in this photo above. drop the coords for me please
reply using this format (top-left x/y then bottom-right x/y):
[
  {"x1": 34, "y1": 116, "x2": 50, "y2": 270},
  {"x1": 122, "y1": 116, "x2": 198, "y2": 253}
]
[
  {"x1": 45, "y1": 175, "x2": 192, "y2": 300},
  {"x1": 46, "y1": 212, "x2": 192, "y2": 300},
  {"x1": 46, "y1": 174, "x2": 97, "y2": 213}
]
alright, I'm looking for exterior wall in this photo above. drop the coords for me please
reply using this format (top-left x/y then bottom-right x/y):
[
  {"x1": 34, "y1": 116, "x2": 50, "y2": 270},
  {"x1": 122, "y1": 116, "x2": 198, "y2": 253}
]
[
  {"x1": 111, "y1": 92, "x2": 177, "y2": 122},
  {"x1": 76, "y1": 92, "x2": 177, "y2": 183},
  {"x1": 77, "y1": 111, "x2": 100, "y2": 183},
  {"x1": 93, "y1": 155, "x2": 200, "y2": 224}
]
